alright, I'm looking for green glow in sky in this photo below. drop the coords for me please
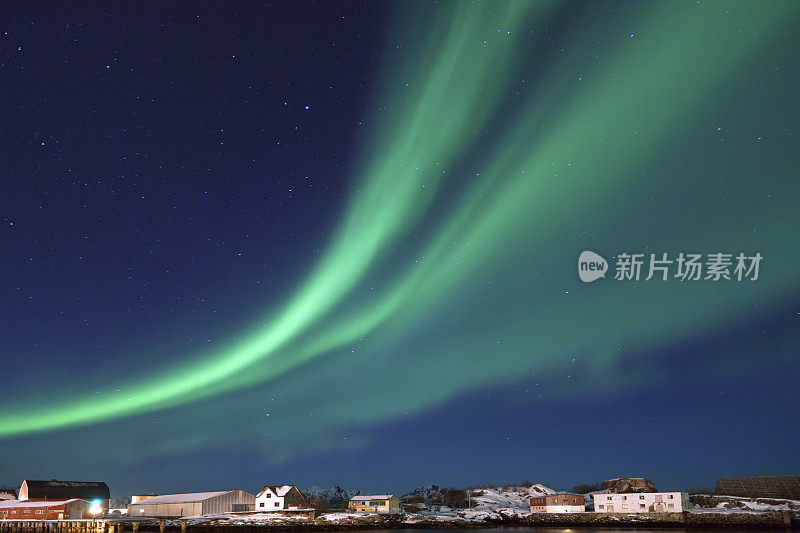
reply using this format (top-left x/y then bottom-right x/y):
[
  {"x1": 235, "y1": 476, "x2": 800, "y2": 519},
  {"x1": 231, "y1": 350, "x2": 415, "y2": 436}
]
[{"x1": 1, "y1": 0, "x2": 798, "y2": 439}]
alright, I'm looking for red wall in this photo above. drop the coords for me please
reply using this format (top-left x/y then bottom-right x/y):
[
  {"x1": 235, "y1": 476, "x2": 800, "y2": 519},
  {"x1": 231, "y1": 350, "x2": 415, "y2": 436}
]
[{"x1": 1, "y1": 504, "x2": 69, "y2": 520}]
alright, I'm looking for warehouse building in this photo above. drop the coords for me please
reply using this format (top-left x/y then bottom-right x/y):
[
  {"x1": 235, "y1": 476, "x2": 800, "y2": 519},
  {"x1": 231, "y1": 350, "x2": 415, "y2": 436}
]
[
  {"x1": 19, "y1": 480, "x2": 110, "y2": 512},
  {"x1": 0, "y1": 499, "x2": 88, "y2": 520},
  {"x1": 128, "y1": 490, "x2": 255, "y2": 517}
]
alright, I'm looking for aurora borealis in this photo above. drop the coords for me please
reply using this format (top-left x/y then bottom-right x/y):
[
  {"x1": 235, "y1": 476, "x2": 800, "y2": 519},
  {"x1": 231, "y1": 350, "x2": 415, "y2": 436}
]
[{"x1": 1, "y1": 1, "x2": 799, "y2": 494}]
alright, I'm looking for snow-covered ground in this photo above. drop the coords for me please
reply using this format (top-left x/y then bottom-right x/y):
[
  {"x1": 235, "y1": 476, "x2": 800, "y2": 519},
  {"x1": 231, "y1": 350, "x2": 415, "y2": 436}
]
[{"x1": 689, "y1": 494, "x2": 800, "y2": 513}]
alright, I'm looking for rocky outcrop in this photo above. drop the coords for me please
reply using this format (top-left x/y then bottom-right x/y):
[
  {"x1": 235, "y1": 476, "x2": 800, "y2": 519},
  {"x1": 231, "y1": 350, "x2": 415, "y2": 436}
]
[{"x1": 602, "y1": 478, "x2": 657, "y2": 493}]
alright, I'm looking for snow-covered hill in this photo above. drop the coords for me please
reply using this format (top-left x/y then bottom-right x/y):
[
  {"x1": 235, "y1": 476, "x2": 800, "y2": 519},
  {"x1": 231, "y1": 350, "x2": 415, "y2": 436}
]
[
  {"x1": 690, "y1": 494, "x2": 800, "y2": 513},
  {"x1": 470, "y1": 484, "x2": 555, "y2": 510},
  {"x1": 402, "y1": 484, "x2": 558, "y2": 520}
]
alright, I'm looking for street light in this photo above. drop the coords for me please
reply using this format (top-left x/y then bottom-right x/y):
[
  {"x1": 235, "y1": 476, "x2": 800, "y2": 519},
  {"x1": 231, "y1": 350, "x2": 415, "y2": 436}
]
[{"x1": 89, "y1": 500, "x2": 103, "y2": 516}]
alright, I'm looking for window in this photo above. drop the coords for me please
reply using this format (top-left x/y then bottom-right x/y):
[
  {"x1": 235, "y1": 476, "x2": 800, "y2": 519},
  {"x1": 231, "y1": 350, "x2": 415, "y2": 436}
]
[
  {"x1": 607, "y1": 496, "x2": 612, "y2": 501},
  {"x1": 639, "y1": 504, "x2": 645, "y2": 509},
  {"x1": 259, "y1": 502, "x2": 265, "y2": 508},
  {"x1": 622, "y1": 504, "x2": 628, "y2": 509},
  {"x1": 265, "y1": 493, "x2": 271, "y2": 498},
  {"x1": 622, "y1": 496, "x2": 627, "y2": 500},
  {"x1": 274, "y1": 502, "x2": 279, "y2": 508},
  {"x1": 668, "y1": 504, "x2": 674, "y2": 509},
  {"x1": 639, "y1": 495, "x2": 645, "y2": 499},
  {"x1": 598, "y1": 505, "x2": 604, "y2": 509},
  {"x1": 668, "y1": 495, "x2": 674, "y2": 499}
]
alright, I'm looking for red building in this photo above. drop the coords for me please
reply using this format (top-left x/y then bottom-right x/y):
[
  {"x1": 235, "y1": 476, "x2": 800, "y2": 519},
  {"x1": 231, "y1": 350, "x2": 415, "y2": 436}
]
[
  {"x1": 530, "y1": 494, "x2": 585, "y2": 513},
  {"x1": 0, "y1": 499, "x2": 88, "y2": 520}
]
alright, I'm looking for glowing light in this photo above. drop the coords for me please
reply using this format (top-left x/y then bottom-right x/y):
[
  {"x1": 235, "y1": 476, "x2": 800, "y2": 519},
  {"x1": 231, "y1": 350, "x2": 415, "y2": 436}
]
[{"x1": 89, "y1": 500, "x2": 103, "y2": 516}]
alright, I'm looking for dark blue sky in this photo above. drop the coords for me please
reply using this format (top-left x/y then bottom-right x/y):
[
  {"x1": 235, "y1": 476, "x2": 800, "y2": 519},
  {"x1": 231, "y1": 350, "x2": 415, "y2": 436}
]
[{"x1": 1, "y1": 1, "x2": 798, "y2": 497}]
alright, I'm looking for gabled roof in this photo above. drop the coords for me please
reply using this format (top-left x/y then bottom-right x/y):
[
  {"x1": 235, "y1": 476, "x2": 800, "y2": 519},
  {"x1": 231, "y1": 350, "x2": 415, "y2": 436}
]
[
  {"x1": 257, "y1": 485, "x2": 298, "y2": 498},
  {"x1": 132, "y1": 491, "x2": 232, "y2": 505},
  {"x1": 350, "y1": 495, "x2": 395, "y2": 501},
  {"x1": 21, "y1": 480, "x2": 109, "y2": 501}
]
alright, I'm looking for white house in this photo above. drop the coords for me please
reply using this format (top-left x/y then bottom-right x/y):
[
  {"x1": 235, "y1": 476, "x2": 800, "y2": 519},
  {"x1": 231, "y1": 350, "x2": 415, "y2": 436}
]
[
  {"x1": 593, "y1": 492, "x2": 689, "y2": 513},
  {"x1": 255, "y1": 485, "x2": 306, "y2": 511}
]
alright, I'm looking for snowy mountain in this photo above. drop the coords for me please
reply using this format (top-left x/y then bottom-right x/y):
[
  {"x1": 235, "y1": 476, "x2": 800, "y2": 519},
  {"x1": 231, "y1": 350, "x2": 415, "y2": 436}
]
[
  {"x1": 402, "y1": 485, "x2": 443, "y2": 500},
  {"x1": 302, "y1": 486, "x2": 361, "y2": 507},
  {"x1": 110, "y1": 497, "x2": 131, "y2": 509}
]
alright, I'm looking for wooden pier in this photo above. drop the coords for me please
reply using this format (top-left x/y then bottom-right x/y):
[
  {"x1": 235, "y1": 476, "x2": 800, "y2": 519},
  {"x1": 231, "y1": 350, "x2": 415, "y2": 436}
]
[{"x1": 0, "y1": 519, "x2": 150, "y2": 533}]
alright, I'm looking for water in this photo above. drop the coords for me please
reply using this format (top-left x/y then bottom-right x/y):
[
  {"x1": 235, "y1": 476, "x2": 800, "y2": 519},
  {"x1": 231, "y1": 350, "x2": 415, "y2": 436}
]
[{"x1": 329, "y1": 529, "x2": 785, "y2": 533}]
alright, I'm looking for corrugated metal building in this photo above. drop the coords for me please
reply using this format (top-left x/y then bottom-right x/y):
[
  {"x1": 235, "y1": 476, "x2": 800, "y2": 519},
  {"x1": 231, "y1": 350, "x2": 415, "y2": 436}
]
[{"x1": 128, "y1": 491, "x2": 255, "y2": 517}]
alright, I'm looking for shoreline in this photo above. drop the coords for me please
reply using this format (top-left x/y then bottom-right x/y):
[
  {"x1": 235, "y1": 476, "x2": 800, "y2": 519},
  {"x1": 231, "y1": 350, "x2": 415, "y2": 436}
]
[{"x1": 128, "y1": 511, "x2": 799, "y2": 531}]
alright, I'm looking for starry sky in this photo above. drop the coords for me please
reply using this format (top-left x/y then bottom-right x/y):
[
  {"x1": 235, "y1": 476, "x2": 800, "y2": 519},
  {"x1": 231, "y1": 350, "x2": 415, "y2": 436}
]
[{"x1": 1, "y1": 1, "x2": 799, "y2": 497}]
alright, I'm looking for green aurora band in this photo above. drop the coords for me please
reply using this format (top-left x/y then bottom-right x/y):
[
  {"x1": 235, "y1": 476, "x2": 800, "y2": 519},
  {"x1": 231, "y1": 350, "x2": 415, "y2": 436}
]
[{"x1": 1, "y1": 0, "x2": 799, "y2": 440}]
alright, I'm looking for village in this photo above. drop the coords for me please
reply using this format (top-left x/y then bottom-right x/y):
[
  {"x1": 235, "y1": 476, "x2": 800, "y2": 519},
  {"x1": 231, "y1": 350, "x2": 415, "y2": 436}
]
[{"x1": 0, "y1": 476, "x2": 798, "y2": 530}]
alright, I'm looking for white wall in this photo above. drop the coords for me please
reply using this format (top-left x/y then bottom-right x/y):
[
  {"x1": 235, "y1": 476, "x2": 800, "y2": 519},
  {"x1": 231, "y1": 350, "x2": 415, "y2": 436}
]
[
  {"x1": 256, "y1": 490, "x2": 285, "y2": 511},
  {"x1": 550, "y1": 504, "x2": 584, "y2": 513},
  {"x1": 531, "y1": 504, "x2": 585, "y2": 513},
  {"x1": 593, "y1": 492, "x2": 688, "y2": 513}
]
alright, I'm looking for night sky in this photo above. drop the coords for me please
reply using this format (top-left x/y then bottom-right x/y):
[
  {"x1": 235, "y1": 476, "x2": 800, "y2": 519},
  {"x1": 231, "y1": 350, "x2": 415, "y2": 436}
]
[{"x1": 1, "y1": 1, "x2": 799, "y2": 498}]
